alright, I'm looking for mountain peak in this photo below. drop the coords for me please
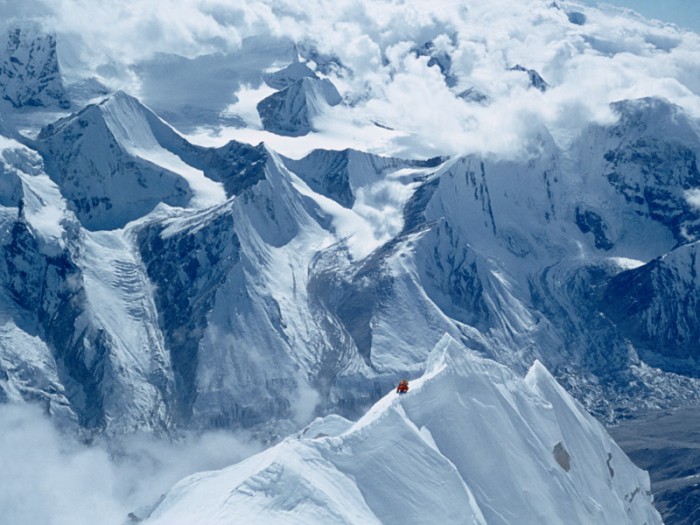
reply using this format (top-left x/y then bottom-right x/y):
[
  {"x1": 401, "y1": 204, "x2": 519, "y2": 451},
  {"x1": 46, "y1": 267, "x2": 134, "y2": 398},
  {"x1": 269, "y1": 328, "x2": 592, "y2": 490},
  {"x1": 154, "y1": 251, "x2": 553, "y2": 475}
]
[
  {"x1": 263, "y1": 61, "x2": 318, "y2": 90},
  {"x1": 100, "y1": 89, "x2": 136, "y2": 105},
  {"x1": 141, "y1": 336, "x2": 661, "y2": 525},
  {"x1": 37, "y1": 90, "x2": 160, "y2": 144},
  {"x1": 257, "y1": 76, "x2": 342, "y2": 136},
  {"x1": 0, "y1": 24, "x2": 70, "y2": 109},
  {"x1": 35, "y1": 92, "x2": 232, "y2": 230},
  {"x1": 610, "y1": 97, "x2": 699, "y2": 144},
  {"x1": 509, "y1": 64, "x2": 549, "y2": 92}
]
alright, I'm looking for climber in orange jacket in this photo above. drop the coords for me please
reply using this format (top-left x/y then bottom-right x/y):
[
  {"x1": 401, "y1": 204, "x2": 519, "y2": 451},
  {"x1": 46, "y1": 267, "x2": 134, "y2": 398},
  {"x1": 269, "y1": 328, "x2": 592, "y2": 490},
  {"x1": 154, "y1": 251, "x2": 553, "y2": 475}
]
[{"x1": 396, "y1": 379, "x2": 409, "y2": 394}]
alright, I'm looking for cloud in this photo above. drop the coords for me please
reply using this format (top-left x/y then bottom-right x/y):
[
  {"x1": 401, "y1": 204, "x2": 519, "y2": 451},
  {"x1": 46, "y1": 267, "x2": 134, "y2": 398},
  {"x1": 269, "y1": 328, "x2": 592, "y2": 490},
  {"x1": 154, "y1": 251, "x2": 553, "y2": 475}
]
[
  {"x1": 292, "y1": 382, "x2": 321, "y2": 425},
  {"x1": 685, "y1": 189, "x2": 700, "y2": 210},
  {"x1": 0, "y1": 403, "x2": 262, "y2": 525},
  {"x1": 3, "y1": 0, "x2": 700, "y2": 158}
]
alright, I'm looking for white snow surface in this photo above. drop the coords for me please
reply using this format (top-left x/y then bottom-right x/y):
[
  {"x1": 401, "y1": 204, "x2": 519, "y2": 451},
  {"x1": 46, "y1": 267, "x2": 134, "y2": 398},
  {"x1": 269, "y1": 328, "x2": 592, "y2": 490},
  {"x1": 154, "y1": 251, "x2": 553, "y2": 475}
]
[
  {"x1": 77, "y1": 228, "x2": 171, "y2": 432},
  {"x1": 0, "y1": 136, "x2": 67, "y2": 250},
  {"x1": 99, "y1": 92, "x2": 226, "y2": 208},
  {"x1": 144, "y1": 335, "x2": 660, "y2": 525}
]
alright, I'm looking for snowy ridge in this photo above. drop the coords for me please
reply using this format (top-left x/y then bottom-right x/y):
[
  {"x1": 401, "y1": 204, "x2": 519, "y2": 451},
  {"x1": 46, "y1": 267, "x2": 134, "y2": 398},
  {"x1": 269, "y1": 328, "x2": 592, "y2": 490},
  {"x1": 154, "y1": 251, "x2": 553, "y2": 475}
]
[
  {"x1": 97, "y1": 92, "x2": 226, "y2": 208},
  {"x1": 0, "y1": 135, "x2": 175, "y2": 433},
  {"x1": 35, "y1": 92, "x2": 195, "y2": 230},
  {"x1": 142, "y1": 336, "x2": 660, "y2": 525},
  {"x1": 1, "y1": 90, "x2": 699, "y2": 434}
]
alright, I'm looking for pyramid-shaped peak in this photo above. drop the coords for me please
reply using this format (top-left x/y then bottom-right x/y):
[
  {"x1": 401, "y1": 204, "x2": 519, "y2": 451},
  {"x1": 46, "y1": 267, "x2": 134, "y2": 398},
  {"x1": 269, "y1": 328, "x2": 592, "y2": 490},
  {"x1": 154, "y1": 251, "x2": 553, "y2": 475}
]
[
  {"x1": 38, "y1": 90, "x2": 159, "y2": 141},
  {"x1": 97, "y1": 90, "x2": 158, "y2": 116},
  {"x1": 257, "y1": 76, "x2": 342, "y2": 136},
  {"x1": 142, "y1": 333, "x2": 661, "y2": 525},
  {"x1": 102, "y1": 89, "x2": 137, "y2": 103},
  {"x1": 264, "y1": 61, "x2": 319, "y2": 90}
]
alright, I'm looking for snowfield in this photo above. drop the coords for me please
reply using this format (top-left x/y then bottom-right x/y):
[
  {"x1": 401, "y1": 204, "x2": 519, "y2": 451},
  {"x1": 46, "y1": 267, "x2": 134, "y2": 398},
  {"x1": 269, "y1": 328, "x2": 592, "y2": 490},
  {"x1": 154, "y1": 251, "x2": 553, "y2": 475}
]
[{"x1": 142, "y1": 336, "x2": 661, "y2": 525}]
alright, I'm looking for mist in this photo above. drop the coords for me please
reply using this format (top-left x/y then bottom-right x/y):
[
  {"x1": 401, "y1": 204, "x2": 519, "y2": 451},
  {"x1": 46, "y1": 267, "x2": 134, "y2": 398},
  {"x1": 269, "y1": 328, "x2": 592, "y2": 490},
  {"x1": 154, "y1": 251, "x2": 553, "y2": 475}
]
[
  {"x1": 1, "y1": 0, "x2": 699, "y2": 160},
  {"x1": 0, "y1": 403, "x2": 262, "y2": 525}
]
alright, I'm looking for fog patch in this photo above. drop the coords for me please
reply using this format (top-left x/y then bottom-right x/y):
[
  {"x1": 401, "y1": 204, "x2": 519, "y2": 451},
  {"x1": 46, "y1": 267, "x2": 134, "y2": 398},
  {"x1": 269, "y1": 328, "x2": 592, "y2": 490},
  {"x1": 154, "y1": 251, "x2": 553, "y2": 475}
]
[
  {"x1": 293, "y1": 381, "x2": 321, "y2": 425},
  {"x1": 685, "y1": 189, "x2": 700, "y2": 210},
  {"x1": 0, "y1": 403, "x2": 263, "y2": 525}
]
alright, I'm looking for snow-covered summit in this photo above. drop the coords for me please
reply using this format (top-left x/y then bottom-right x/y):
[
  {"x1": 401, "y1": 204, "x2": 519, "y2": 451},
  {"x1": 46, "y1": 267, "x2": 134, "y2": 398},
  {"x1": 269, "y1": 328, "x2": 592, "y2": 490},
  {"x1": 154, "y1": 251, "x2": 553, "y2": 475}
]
[
  {"x1": 0, "y1": 24, "x2": 69, "y2": 109},
  {"x1": 0, "y1": 2, "x2": 699, "y2": 520},
  {"x1": 509, "y1": 64, "x2": 549, "y2": 92},
  {"x1": 142, "y1": 335, "x2": 661, "y2": 525},
  {"x1": 257, "y1": 76, "x2": 342, "y2": 136},
  {"x1": 35, "y1": 91, "x2": 227, "y2": 230}
]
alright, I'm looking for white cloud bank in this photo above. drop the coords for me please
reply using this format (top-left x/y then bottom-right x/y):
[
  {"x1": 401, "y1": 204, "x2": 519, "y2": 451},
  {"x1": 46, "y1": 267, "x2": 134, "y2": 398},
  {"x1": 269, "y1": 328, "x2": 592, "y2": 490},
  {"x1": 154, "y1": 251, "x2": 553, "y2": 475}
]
[
  {"x1": 685, "y1": 188, "x2": 700, "y2": 210},
  {"x1": 3, "y1": 0, "x2": 700, "y2": 158},
  {"x1": 0, "y1": 403, "x2": 261, "y2": 525}
]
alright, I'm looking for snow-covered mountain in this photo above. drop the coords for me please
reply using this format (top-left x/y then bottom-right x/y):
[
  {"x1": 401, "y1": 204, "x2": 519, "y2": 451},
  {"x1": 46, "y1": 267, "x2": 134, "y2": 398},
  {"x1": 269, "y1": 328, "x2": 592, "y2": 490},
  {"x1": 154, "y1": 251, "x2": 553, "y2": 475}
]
[
  {"x1": 140, "y1": 336, "x2": 661, "y2": 525},
  {"x1": 1, "y1": 1, "x2": 700, "y2": 522},
  {"x1": 2, "y1": 88, "x2": 700, "y2": 435},
  {"x1": 257, "y1": 74, "x2": 342, "y2": 136},
  {"x1": 0, "y1": 24, "x2": 69, "y2": 110}
]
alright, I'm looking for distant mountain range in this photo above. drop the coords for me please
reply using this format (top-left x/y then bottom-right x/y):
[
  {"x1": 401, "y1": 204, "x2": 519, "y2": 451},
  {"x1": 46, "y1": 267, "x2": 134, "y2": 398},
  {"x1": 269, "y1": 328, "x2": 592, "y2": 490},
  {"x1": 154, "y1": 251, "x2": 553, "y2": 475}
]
[{"x1": 0, "y1": 3, "x2": 698, "y2": 522}]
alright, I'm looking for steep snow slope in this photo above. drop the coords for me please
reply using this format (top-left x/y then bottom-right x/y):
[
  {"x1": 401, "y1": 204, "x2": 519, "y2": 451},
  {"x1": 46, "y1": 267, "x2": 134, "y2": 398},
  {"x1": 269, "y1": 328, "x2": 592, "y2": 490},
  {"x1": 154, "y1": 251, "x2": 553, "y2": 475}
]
[
  {"x1": 0, "y1": 134, "x2": 173, "y2": 433},
  {"x1": 129, "y1": 146, "x2": 435, "y2": 430},
  {"x1": 573, "y1": 97, "x2": 700, "y2": 249},
  {"x1": 143, "y1": 336, "x2": 661, "y2": 525},
  {"x1": 0, "y1": 0, "x2": 698, "y2": 441},
  {"x1": 0, "y1": 1, "x2": 697, "y2": 522},
  {"x1": 2, "y1": 89, "x2": 455, "y2": 434},
  {"x1": 386, "y1": 97, "x2": 700, "y2": 416},
  {"x1": 34, "y1": 91, "x2": 228, "y2": 230},
  {"x1": 1, "y1": 92, "x2": 699, "y2": 436}
]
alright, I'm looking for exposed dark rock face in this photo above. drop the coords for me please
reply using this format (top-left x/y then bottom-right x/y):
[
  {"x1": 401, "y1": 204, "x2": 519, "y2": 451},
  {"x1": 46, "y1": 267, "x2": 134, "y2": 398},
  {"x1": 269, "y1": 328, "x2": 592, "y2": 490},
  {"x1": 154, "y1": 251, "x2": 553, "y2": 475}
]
[
  {"x1": 0, "y1": 26, "x2": 70, "y2": 109},
  {"x1": 510, "y1": 64, "x2": 549, "y2": 91},
  {"x1": 599, "y1": 242, "x2": 700, "y2": 375},
  {"x1": 135, "y1": 207, "x2": 241, "y2": 422},
  {"x1": 257, "y1": 77, "x2": 342, "y2": 136},
  {"x1": 2, "y1": 216, "x2": 104, "y2": 429},
  {"x1": 575, "y1": 207, "x2": 614, "y2": 250},
  {"x1": 263, "y1": 61, "x2": 318, "y2": 90}
]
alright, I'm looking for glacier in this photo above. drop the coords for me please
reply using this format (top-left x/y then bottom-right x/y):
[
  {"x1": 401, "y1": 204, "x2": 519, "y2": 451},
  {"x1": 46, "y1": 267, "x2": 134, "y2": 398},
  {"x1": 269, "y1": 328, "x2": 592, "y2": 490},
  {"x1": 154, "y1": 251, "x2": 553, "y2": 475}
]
[{"x1": 2, "y1": 75, "x2": 700, "y2": 437}]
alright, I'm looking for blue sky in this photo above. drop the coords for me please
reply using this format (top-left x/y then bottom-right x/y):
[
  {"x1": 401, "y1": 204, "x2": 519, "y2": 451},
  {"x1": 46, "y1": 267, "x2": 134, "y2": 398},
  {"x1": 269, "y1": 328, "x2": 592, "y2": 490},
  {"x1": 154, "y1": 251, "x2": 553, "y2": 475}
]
[{"x1": 603, "y1": 0, "x2": 700, "y2": 33}]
